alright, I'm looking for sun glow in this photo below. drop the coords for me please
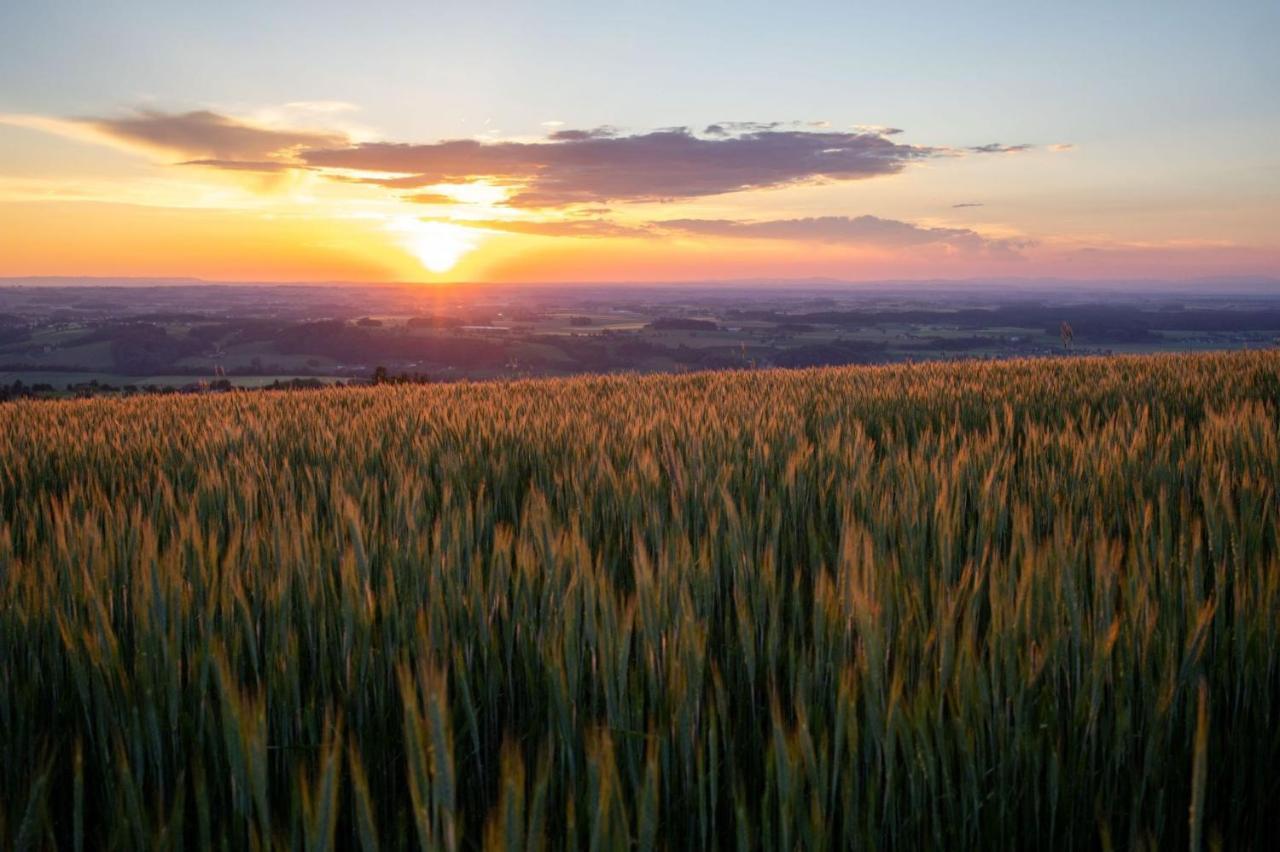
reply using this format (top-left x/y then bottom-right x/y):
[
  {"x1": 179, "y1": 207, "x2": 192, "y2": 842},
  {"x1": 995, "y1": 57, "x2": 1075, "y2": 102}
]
[
  {"x1": 389, "y1": 218, "x2": 481, "y2": 274},
  {"x1": 431, "y1": 181, "x2": 510, "y2": 206}
]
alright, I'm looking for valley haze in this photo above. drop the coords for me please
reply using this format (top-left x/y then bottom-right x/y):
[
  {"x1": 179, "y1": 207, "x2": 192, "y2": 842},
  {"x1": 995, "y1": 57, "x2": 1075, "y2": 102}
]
[{"x1": 2, "y1": 277, "x2": 1279, "y2": 396}]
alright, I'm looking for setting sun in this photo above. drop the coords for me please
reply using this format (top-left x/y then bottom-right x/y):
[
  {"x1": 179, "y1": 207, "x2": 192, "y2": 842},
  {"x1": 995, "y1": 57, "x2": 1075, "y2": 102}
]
[{"x1": 390, "y1": 218, "x2": 481, "y2": 274}]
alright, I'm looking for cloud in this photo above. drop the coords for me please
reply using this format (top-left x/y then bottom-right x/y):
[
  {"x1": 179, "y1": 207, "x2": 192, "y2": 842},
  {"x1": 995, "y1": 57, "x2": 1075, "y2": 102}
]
[
  {"x1": 967, "y1": 143, "x2": 1033, "y2": 154},
  {"x1": 404, "y1": 192, "x2": 462, "y2": 205},
  {"x1": 657, "y1": 215, "x2": 1030, "y2": 253},
  {"x1": 180, "y1": 158, "x2": 302, "y2": 173},
  {"x1": 302, "y1": 125, "x2": 936, "y2": 206},
  {"x1": 703, "y1": 121, "x2": 784, "y2": 136},
  {"x1": 1048, "y1": 143, "x2": 1076, "y2": 153},
  {"x1": 851, "y1": 124, "x2": 904, "y2": 136},
  {"x1": 81, "y1": 109, "x2": 347, "y2": 164},
  {"x1": 7, "y1": 107, "x2": 1045, "y2": 212},
  {"x1": 445, "y1": 218, "x2": 649, "y2": 238},
  {"x1": 0, "y1": 113, "x2": 140, "y2": 152},
  {"x1": 441, "y1": 213, "x2": 1033, "y2": 253},
  {"x1": 547, "y1": 126, "x2": 620, "y2": 141},
  {"x1": 952, "y1": 202, "x2": 984, "y2": 208}
]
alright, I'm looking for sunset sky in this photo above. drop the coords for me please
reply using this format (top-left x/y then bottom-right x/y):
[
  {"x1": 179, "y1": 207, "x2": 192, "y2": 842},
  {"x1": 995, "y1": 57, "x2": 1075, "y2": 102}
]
[{"x1": 1, "y1": 1, "x2": 1277, "y2": 284}]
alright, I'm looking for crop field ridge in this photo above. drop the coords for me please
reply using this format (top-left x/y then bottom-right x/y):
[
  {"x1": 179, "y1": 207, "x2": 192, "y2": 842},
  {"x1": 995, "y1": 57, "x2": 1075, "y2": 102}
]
[{"x1": 1, "y1": 351, "x2": 1278, "y2": 849}]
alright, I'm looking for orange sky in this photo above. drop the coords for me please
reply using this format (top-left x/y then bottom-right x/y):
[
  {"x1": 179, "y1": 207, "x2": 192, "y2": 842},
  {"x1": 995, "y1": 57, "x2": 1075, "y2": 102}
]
[
  {"x1": 2, "y1": 3, "x2": 1277, "y2": 284},
  {"x1": 1, "y1": 103, "x2": 1277, "y2": 284}
]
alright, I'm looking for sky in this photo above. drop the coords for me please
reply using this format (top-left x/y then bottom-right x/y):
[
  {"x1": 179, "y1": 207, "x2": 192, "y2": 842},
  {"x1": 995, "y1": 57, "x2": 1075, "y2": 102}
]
[{"x1": 1, "y1": 1, "x2": 1277, "y2": 284}]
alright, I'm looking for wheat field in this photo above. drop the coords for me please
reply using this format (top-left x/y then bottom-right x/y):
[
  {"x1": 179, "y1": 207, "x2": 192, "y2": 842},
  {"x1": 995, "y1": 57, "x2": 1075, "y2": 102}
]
[{"x1": 1, "y1": 351, "x2": 1278, "y2": 849}]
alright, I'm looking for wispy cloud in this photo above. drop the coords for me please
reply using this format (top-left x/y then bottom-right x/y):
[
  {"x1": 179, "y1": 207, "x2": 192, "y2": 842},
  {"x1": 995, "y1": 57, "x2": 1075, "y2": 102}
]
[
  {"x1": 703, "y1": 121, "x2": 785, "y2": 136},
  {"x1": 445, "y1": 218, "x2": 649, "y2": 238},
  {"x1": 656, "y1": 215, "x2": 1030, "y2": 254},
  {"x1": 431, "y1": 212, "x2": 1032, "y2": 254},
  {"x1": 967, "y1": 143, "x2": 1033, "y2": 154},
  {"x1": 82, "y1": 109, "x2": 347, "y2": 165},
  {"x1": 180, "y1": 158, "x2": 304, "y2": 173},
  {"x1": 851, "y1": 124, "x2": 904, "y2": 136},
  {"x1": 546, "y1": 126, "x2": 621, "y2": 141},
  {"x1": 404, "y1": 192, "x2": 462, "y2": 205},
  {"x1": 952, "y1": 202, "x2": 984, "y2": 209}
]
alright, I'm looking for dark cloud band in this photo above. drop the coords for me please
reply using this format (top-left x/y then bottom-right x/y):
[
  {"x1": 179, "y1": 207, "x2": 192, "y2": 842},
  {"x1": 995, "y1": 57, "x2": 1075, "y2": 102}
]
[{"x1": 302, "y1": 125, "x2": 937, "y2": 206}]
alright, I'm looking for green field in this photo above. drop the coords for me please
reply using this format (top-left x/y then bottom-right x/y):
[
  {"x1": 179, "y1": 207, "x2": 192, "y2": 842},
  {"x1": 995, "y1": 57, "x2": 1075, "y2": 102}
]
[{"x1": 1, "y1": 352, "x2": 1278, "y2": 848}]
